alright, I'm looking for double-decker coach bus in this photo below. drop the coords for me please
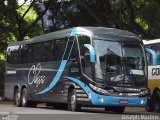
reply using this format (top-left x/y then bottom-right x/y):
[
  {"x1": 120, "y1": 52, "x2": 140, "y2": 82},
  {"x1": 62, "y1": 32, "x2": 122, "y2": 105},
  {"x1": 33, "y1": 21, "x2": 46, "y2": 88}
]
[
  {"x1": 143, "y1": 39, "x2": 160, "y2": 113},
  {"x1": 5, "y1": 27, "x2": 149, "y2": 114}
]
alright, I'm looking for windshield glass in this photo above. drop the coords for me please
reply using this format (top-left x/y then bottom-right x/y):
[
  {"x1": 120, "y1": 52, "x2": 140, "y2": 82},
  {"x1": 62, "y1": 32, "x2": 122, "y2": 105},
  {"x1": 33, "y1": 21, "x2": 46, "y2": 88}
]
[{"x1": 94, "y1": 40, "x2": 146, "y2": 87}]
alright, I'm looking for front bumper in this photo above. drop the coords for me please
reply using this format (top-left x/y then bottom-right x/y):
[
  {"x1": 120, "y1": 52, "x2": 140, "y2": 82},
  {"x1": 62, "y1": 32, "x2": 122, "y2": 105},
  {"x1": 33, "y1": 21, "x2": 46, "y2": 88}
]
[{"x1": 90, "y1": 94, "x2": 147, "y2": 107}]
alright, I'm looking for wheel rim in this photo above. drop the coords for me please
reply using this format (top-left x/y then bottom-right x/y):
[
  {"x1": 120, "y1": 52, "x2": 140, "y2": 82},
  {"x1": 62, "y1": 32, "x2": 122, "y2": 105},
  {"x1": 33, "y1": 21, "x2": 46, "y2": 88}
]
[
  {"x1": 22, "y1": 92, "x2": 26, "y2": 106},
  {"x1": 16, "y1": 91, "x2": 20, "y2": 104},
  {"x1": 71, "y1": 94, "x2": 76, "y2": 110}
]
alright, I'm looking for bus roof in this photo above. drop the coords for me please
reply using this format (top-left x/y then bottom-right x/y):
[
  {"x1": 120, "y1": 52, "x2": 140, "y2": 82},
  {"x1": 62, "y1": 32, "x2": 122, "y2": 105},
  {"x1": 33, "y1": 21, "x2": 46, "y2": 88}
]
[
  {"x1": 9, "y1": 27, "x2": 141, "y2": 46},
  {"x1": 143, "y1": 39, "x2": 160, "y2": 45}
]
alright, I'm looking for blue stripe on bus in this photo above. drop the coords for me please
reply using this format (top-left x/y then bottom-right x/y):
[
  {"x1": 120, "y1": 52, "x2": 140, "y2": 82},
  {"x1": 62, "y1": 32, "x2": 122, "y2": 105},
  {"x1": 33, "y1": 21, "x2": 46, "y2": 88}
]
[
  {"x1": 70, "y1": 27, "x2": 77, "y2": 36},
  {"x1": 36, "y1": 60, "x2": 67, "y2": 95},
  {"x1": 65, "y1": 77, "x2": 147, "y2": 107},
  {"x1": 36, "y1": 28, "x2": 78, "y2": 95},
  {"x1": 84, "y1": 44, "x2": 96, "y2": 62},
  {"x1": 145, "y1": 48, "x2": 158, "y2": 65}
]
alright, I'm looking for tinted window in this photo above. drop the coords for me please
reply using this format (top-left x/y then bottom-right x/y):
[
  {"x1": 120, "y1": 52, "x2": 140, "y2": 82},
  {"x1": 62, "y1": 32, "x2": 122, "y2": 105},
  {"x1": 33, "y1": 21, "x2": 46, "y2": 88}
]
[
  {"x1": 7, "y1": 38, "x2": 68, "y2": 64},
  {"x1": 30, "y1": 39, "x2": 66, "y2": 63},
  {"x1": 78, "y1": 35, "x2": 91, "y2": 77},
  {"x1": 151, "y1": 44, "x2": 160, "y2": 64},
  {"x1": 20, "y1": 44, "x2": 30, "y2": 63},
  {"x1": 7, "y1": 45, "x2": 20, "y2": 64}
]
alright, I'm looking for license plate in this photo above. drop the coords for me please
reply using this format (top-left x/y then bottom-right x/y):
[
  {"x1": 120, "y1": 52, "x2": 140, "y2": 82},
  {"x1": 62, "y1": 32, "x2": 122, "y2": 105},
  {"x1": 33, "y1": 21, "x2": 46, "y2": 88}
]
[{"x1": 119, "y1": 100, "x2": 128, "y2": 104}]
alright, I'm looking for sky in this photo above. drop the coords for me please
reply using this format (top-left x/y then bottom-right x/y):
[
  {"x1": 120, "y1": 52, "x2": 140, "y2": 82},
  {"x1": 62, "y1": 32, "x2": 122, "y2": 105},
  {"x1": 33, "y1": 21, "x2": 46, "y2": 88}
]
[
  {"x1": 18, "y1": 0, "x2": 31, "y2": 5},
  {"x1": 18, "y1": 0, "x2": 53, "y2": 27}
]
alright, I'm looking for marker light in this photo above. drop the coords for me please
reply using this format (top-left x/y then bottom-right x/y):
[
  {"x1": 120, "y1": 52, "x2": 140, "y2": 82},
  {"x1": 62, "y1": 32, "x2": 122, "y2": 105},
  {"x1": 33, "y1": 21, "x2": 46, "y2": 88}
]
[
  {"x1": 141, "y1": 100, "x2": 145, "y2": 104},
  {"x1": 98, "y1": 97, "x2": 104, "y2": 103},
  {"x1": 88, "y1": 92, "x2": 91, "y2": 100}
]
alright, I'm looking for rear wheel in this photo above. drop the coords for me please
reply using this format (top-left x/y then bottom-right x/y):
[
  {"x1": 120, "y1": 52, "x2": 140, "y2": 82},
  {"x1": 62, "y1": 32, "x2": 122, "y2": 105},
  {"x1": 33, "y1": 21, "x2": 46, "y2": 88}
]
[
  {"x1": 14, "y1": 88, "x2": 21, "y2": 107},
  {"x1": 21, "y1": 88, "x2": 37, "y2": 107},
  {"x1": 68, "y1": 88, "x2": 81, "y2": 111},
  {"x1": 153, "y1": 91, "x2": 160, "y2": 113}
]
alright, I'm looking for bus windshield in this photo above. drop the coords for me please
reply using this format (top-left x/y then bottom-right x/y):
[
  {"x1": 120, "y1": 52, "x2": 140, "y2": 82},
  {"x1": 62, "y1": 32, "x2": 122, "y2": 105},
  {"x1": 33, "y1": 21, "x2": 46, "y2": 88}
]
[{"x1": 94, "y1": 40, "x2": 146, "y2": 87}]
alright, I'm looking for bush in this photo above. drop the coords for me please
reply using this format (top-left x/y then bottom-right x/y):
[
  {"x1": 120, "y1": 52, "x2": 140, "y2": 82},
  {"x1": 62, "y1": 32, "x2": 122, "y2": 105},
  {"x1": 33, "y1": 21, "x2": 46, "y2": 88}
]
[{"x1": 0, "y1": 60, "x2": 5, "y2": 96}]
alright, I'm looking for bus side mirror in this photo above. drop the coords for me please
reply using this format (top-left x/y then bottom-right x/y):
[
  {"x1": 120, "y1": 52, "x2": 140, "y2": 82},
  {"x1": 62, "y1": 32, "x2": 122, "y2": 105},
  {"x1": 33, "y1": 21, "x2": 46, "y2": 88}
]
[
  {"x1": 84, "y1": 52, "x2": 90, "y2": 61},
  {"x1": 84, "y1": 44, "x2": 96, "y2": 63},
  {"x1": 145, "y1": 48, "x2": 158, "y2": 65}
]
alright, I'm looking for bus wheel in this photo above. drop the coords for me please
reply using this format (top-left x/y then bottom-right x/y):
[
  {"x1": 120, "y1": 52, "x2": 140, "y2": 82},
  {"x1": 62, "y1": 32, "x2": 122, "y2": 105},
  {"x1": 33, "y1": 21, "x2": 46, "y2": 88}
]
[
  {"x1": 21, "y1": 88, "x2": 28, "y2": 107},
  {"x1": 14, "y1": 89, "x2": 21, "y2": 107},
  {"x1": 68, "y1": 89, "x2": 81, "y2": 111},
  {"x1": 153, "y1": 91, "x2": 160, "y2": 113},
  {"x1": 113, "y1": 106, "x2": 125, "y2": 114},
  {"x1": 21, "y1": 88, "x2": 37, "y2": 107},
  {"x1": 145, "y1": 97, "x2": 153, "y2": 112}
]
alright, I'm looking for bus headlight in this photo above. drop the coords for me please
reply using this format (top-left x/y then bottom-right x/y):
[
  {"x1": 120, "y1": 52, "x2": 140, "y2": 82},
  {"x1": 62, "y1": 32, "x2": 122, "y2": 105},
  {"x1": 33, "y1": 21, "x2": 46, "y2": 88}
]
[
  {"x1": 88, "y1": 92, "x2": 91, "y2": 100},
  {"x1": 140, "y1": 89, "x2": 149, "y2": 96},
  {"x1": 141, "y1": 100, "x2": 145, "y2": 104},
  {"x1": 89, "y1": 83, "x2": 109, "y2": 95},
  {"x1": 98, "y1": 97, "x2": 104, "y2": 103},
  {"x1": 140, "y1": 99, "x2": 147, "y2": 104}
]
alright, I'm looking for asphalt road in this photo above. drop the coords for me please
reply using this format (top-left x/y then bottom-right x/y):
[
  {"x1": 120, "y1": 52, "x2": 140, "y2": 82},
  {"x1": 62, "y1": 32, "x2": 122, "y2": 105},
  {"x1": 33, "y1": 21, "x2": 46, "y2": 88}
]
[{"x1": 0, "y1": 102, "x2": 159, "y2": 120}]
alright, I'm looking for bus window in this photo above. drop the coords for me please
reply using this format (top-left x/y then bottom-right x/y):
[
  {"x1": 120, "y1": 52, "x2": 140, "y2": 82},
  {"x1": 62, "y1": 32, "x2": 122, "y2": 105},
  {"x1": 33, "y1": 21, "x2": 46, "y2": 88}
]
[
  {"x1": 30, "y1": 43, "x2": 41, "y2": 63},
  {"x1": 7, "y1": 45, "x2": 20, "y2": 64},
  {"x1": 78, "y1": 36, "x2": 91, "y2": 77},
  {"x1": 146, "y1": 52, "x2": 152, "y2": 65},
  {"x1": 84, "y1": 52, "x2": 92, "y2": 77},
  {"x1": 94, "y1": 40, "x2": 122, "y2": 81},
  {"x1": 151, "y1": 44, "x2": 160, "y2": 64},
  {"x1": 69, "y1": 39, "x2": 78, "y2": 60},
  {"x1": 20, "y1": 44, "x2": 30, "y2": 63},
  {"x1": 63, "y1": 37, "x2": 74, "y2": 60},
  {"x1": 39, "y1": 41, "x2": 53, "y2": 62}
]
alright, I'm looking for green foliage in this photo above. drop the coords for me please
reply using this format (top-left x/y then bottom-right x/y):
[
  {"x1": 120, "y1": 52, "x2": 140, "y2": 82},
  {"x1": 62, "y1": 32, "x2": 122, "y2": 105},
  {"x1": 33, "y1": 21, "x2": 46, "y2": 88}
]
[
  {"x1": 135, "y1": 17, "x2": 149, "y2": 30},
  {"x1": 17, "y1": 5, "x2": 37, "y2": 22},
  {"x1": 42, "y1": 0, "x2": 160, "y2": 39},
  {"x1": 0, "y1": 0, "x2": 42, "y2": 54},
  {"x1": 0, "y1": 53, "x2": 5, "y2": 61}
]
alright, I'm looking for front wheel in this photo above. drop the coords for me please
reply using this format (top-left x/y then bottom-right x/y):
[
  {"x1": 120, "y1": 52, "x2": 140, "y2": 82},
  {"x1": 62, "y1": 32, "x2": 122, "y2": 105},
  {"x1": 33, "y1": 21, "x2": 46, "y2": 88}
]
[
  {"x1": 68, "y1": 89, "x2": 81, "y2": 111},
  {"x1": 146, "y1": 97, "x2": 153, "y2": 112},
  {"x1": 153, "y1": 91, "x2": 160, "y2": 113}
]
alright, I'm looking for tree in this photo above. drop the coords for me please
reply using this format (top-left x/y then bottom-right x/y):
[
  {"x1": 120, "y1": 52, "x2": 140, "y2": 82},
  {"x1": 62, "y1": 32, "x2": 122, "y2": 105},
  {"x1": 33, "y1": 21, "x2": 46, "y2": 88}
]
[{"x1": 41, "y1": 0, "x2": 160, "y2": 39}]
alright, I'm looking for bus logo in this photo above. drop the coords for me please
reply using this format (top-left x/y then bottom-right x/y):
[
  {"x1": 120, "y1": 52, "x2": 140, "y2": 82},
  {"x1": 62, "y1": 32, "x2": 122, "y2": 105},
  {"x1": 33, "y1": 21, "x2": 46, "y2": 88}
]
[
  {"x1": 28, "y1": 63, "x2": 46, "y2": 87},
  {"x1": 71, "y1": 68, "x2": 79, "y2": 73}
]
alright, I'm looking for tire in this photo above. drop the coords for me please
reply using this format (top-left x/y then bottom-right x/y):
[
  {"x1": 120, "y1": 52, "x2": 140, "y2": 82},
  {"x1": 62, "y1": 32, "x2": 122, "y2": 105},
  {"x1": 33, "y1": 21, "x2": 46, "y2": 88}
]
[
  {"x1": 14, "y1": 88, "x2": 21, "y2": 107},
  {"x1": 105, "y1": 106, "x2": 125, "y2": 114},
  {"x1": 145, "y1": 97, "x2": 153, "y2": 112},
  {"x1": 68, "y1": 88, "x2": 81, "y2": 111},
  {"x1": 21, "y1": 88, "x2": 37, "y2": 107},
  {"x1": 153, "y1": 91, "x2": 160, "y2": 113}
]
